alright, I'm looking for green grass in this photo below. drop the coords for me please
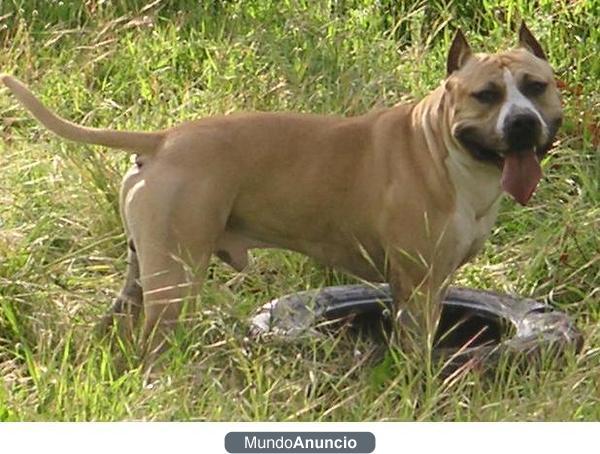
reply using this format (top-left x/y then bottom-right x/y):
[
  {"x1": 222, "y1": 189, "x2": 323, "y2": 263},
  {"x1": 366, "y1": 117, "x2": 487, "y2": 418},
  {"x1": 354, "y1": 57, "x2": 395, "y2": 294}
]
[{"x1": 0, "y1": 0, "x2": 598, "y2": 421}]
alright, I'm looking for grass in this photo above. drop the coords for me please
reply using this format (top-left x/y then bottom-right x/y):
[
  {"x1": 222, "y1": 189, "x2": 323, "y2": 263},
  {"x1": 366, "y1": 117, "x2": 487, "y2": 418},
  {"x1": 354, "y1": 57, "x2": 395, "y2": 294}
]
[{"x1": 0, "y1": 0, "x2": 598, "y2": 421}]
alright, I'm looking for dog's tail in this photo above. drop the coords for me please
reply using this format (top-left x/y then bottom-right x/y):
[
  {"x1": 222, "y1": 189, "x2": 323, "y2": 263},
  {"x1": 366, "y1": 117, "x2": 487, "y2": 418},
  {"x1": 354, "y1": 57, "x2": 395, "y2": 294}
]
[{"x1": 1, "y1": 74, "x2": 163, "y2": 154}]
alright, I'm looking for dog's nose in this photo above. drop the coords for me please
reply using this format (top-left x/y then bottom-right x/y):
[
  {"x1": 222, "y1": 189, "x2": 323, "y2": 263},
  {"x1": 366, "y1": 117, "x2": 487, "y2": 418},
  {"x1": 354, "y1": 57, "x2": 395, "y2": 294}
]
[{"x1": 504, "y1": 113, "x2": 541, "y2": 150}]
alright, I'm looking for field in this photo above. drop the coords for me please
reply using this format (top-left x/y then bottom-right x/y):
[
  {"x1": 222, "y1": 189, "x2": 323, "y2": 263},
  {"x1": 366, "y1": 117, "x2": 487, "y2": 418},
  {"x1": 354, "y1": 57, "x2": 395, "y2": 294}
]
[{"x1": 0, "y1": 0, "x2": 598, "y2": 421}]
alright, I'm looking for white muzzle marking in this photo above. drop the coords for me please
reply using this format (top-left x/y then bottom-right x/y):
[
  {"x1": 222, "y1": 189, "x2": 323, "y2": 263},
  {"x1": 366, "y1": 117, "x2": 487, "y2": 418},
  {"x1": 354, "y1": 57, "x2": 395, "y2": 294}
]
[{"x1": 495, "y1": 68, "x2": 548, "y2": 141}]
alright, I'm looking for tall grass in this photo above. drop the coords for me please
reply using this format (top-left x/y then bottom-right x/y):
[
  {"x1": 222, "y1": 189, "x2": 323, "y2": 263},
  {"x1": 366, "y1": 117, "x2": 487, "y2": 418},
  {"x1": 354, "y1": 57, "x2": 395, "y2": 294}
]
[{"x1": 0, "y1": 0, "x2": 598, "y2": 420}]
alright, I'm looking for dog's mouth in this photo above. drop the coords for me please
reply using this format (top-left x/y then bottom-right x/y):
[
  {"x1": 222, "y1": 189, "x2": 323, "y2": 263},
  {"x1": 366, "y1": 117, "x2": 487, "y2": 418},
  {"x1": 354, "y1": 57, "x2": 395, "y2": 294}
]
[
  {"x1": 454, "y1": 126, "x2": 546, "y2": 205},
  {"x1": 455, "y1": 127, "x2": 507, "y2": 169}
]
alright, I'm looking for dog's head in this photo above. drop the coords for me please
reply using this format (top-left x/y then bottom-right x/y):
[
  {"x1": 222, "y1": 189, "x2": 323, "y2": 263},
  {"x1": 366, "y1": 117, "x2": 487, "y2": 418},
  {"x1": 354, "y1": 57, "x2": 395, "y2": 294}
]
[{"x1": 443, "y1": 22, "x2": 562, "y2": 205}]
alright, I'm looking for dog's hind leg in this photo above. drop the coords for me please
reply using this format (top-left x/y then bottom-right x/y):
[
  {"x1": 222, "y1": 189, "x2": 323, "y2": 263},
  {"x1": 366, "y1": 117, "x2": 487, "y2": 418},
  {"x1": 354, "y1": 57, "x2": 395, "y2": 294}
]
[
  {"x1": 138, "y1": 232, "x2": 223, "y2": 374},
  {"x1": 97, "y1": 239, "x2": 143, "y2": 339},
  {"x1": 96, "y1": 165, "x2": 146, "y2": 340},
  {"x1": 130, "y1": 175, "x2": 233, "y2": 373},
  {"x1": 138, "y1": 248, "x2": 210, "y2": 371}
]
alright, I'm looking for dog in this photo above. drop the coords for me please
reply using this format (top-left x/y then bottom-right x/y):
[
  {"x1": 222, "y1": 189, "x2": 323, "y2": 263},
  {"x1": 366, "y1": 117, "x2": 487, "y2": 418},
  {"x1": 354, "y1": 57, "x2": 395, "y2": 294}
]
[{"x1": 1, "y1": 23, "x2": 562, "y2": 365}]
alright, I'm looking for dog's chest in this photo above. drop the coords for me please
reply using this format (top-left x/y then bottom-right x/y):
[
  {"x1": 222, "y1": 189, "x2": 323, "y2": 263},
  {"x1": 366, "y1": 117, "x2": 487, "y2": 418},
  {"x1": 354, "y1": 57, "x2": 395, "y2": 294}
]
[
  {"x1": 446, "y1": 161, "x2": 503, "y2": 268},
  {"x1": 451, "y1": 195, "x2": 501, "y2": 267}
]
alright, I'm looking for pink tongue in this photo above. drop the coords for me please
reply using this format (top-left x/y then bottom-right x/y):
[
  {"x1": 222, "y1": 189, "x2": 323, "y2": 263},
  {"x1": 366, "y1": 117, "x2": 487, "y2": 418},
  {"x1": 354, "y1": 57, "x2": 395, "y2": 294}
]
[{"x1": 501, "y1": 150, "x2": 542, "y2": 206}]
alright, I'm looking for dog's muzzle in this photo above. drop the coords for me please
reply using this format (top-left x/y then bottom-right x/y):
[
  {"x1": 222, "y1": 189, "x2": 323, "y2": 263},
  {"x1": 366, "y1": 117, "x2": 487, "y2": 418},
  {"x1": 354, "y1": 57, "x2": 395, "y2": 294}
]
[{"x1": 504, "y1": 112, "x2": 542, "y2": 151}]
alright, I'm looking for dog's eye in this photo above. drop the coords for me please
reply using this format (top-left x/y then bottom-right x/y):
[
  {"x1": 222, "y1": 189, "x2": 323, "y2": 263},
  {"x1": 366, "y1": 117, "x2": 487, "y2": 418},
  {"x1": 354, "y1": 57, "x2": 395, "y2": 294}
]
[
  {"x1": 471, "y1": 89, "x2": 501, "y2": 104},
  {"x1": 523, "y1": 80, "x2": 547, "y2": 97}
]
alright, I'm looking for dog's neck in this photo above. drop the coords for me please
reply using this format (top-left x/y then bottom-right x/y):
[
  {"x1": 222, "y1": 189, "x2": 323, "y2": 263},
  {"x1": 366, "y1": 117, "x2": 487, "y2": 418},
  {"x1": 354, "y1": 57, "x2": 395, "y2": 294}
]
[{"x1": 412, "y1": 85, "x2": 503, "y2": 219}]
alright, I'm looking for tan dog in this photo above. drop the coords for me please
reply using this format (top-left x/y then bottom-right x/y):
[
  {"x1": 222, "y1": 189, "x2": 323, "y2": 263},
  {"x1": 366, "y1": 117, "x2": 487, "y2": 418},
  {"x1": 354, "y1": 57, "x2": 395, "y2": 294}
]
[{"x1": 2, "y1": 23, "x2": 562, "y2": 364}]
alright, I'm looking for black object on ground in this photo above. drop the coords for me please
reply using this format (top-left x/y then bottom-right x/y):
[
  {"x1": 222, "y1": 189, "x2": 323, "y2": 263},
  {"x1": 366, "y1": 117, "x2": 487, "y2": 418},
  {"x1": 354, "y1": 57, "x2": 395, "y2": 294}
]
[{"x1": 250, "y1": 285, "x2": 583, "y2": 374}]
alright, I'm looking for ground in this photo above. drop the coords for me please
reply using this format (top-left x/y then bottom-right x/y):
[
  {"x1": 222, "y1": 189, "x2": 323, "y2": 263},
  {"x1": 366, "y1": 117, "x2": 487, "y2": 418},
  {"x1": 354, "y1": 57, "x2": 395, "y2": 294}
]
[{"x1": 0, "y1": 0, "x2": 598, "y2": 421}]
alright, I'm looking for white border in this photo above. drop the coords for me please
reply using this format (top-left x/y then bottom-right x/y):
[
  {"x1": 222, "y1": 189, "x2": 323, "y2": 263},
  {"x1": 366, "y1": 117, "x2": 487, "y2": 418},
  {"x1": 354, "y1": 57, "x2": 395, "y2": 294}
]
[{"x1": 0, "y1": 422, "x2": 598, "y2": 454}]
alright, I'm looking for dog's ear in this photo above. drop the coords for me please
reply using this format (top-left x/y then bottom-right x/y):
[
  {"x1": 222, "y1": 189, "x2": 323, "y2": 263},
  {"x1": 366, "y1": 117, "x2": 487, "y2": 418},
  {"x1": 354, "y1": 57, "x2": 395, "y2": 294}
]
[
  {"x1": 518, "y1": 21, "x2": 547, "y2": 60},
  {"x1": 447, "y1": 29, "x2": 472, "y2": 76}
]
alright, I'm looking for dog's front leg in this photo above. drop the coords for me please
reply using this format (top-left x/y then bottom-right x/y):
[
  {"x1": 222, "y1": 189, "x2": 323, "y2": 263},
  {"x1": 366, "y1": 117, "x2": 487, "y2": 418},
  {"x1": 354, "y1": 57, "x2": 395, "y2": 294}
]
[{"x1": 387, "y1": 261, "x2": 444, "y2": 354}]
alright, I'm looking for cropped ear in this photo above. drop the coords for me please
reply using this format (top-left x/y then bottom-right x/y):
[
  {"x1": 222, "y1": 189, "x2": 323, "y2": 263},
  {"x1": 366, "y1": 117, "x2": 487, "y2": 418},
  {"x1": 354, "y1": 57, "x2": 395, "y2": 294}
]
[
  {"x1": 447, "y1": 29, "x2": 472, "y2": 76},
  {"x1": 518, "y1": 22, "x2": 546, "y2": 60}
]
